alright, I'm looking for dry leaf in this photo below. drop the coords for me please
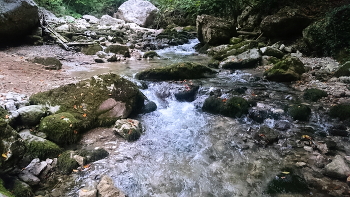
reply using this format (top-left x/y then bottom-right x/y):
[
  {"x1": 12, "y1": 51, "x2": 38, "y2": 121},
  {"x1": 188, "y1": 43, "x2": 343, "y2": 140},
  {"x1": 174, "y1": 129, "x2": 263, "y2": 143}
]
[{"x1": 1, "y1": 153, "x2": 7, "y2": 159}]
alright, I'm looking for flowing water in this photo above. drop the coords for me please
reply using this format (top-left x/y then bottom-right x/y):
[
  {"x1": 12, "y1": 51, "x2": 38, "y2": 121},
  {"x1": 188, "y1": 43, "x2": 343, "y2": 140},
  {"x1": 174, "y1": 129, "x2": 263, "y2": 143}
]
[{"x1": 66, "y1": 39, "x2": 327, "y2": 196}]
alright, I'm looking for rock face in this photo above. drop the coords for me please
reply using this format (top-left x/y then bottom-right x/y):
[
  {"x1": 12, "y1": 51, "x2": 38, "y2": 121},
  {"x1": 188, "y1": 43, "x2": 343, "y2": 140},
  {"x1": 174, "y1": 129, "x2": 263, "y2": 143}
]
[
  {"x1": 0, "y1": 0, "x2": 39, "y2": 43},
  {"x1": 260, "y1": 6, "x2": 311, "y2": 38},
  {"x1": 196, "y1": 15, "x2": 237, "y2": 45},
  {"x1": 114, "y1": 0, "x2": 158, "y2": 27},
  {"x1": 303, "y1": 5, "x2": 350, "y2": 56}
]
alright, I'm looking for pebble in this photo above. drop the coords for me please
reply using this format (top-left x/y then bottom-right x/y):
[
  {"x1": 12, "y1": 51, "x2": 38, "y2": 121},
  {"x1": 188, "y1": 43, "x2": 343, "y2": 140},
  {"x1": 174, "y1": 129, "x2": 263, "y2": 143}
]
[{"x1": 0, "y1": 92, "x2": 29, "y2": 113}]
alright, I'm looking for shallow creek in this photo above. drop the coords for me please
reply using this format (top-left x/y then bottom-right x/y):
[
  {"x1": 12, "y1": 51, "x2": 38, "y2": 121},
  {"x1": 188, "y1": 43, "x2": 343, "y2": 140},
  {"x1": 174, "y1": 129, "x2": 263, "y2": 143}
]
[{"x1": 62, "y1": 40, "x2": 329, "y2": 197}]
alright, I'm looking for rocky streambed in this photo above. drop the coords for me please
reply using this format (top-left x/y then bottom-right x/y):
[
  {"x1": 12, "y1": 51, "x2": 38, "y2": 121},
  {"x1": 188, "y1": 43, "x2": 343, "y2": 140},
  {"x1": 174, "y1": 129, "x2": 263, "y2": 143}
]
[{"x1": 1, "y1": 12, "x2": 350, "y2": 197}]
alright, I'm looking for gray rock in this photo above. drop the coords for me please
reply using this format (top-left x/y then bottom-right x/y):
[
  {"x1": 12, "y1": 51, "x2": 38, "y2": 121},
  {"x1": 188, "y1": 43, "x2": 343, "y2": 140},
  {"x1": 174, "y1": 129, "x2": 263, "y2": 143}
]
[
  {"x1": 97, "y1": 175, "x2": 126, "y2": 197},
  {"x1": 97, "y1": 98, "x2": 130, "y2": 119},
  {"x1": 99, "y1": 15, "x2": 125, "y2": 26},
  {"x1": 55, "y1": 24, "x2": 70, "y2": 32},
  {"x1": 114, "y1": 0, "x2": 158, "y2": 27},
  {"x1": 196, "y1": 14, "x2": 237, "y2": 45},
  {"x1": 0, "y1": 0, "x2": 39, "y2": 43},
  {"x1": 220, "y1": 48, "x2": 261, "y2": 69},
  {"x1": 30, "y1": 57, "x2": 63, "y2": 70},
  {"x1": 260, "y1": 46, "x2": 285, "y2": 59},
  {"x1": 17, "y1": 105, "x2": 47, "y2": 126},
  {"x1": 82, "y1": 15, "x2": 99, "y2": 24},
  {"x1": 18, "y1": 171, "x2": 40, "y2": 185},
  {"x1": 324, "y1": 155, "x2": 350, "y2": 179},
  {"x1": 24, "y1": 158, "x2": 48, "y2": 176},
  {"x1": 113, "y1": 118, "x2": 142, "y2": 141}
]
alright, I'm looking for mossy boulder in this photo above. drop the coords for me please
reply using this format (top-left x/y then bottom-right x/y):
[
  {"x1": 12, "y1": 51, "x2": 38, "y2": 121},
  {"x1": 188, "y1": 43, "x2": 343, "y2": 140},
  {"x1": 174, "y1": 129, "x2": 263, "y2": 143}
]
[
  {"x1": 30, "y1": 57, "x2": 62, "y2": 70},
  {"x1": 266, "y1": 170, "x2": 309, "y2": 194},
  {"x1": 202, "y1": 96, "x2": 250, "y2": 118},
  {"x1": 11, "y1": 179, "x2": 33, "y2": 197},
  {"x1": 220, "y1": 48, "x2": 261, "y2": 69},
  {"x1": 288, "y1": 104, "x2": 311, "y2": 121},
  {"x1": 38, "y1": 112, "x2": 81, "y2": 146},
  {"x1": 329, "y1": 104, "x2": 350, "y2": 120},
  {"x1": 260, "y1": 46, "x2": 285, "y2": 59},
  {"x1": 211, "y1": 40, "x2": 260, "y2": 61},
  {"x1": 135, "y1": 62, "x2": 216, "y2": 81},
  {"x1": 303, "y1": 5, "x2": 350, "y2": 57},
  {"x1": 75, "y1": 148, "x2": 109, "y2": 165},
  {"x1": 143, "y1": 51, "x2": 160, "y2": 58},
  {"x1": 81, "y1": 44, "x2": 103, "y2": 55},
  {"x1": 334, "y1": 61, "x2": 350, "y2": 77},
  {"x1": 105, "y1": 44, "x2": 130, "y2": 57},
  {"x1": 113, "y1": 119, "x2": 142, "y2": 141},
  {"x1": 30, "y1": 73, "x2": 145, "y2": 130},
  {"x1": 17, "y1": 105, "x2": 47, "y2": 127},
  {"x1": 264, "y1": 56, "x2": 305, "y2": 82},
  {"x1": 0, "y1": 120, "x2": 26, "y2": 175},
  {"x1": 19, "y1": 130, "x2": 62, "y2": 161},
  {"x1": 303, "y1": 88, "x2": 327, "y2": 102},
  {"x1": 0, "y1": 178, "x2": 15, "y2": 197},
  {"x1": 57, "y1": 151, "x2": 79, "y2": 175}
]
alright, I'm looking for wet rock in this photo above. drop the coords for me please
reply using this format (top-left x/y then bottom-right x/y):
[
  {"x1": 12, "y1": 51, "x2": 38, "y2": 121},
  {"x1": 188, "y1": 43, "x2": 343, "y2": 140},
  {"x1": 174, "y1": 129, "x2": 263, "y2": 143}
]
[
  {"x1": 17, "y1": 105, "x2": 47, "y2": 127},
  {"x1": 136, "y1": 62, "x2": 216, "y2": 81},
  {"x1": 98, "y1": 15, "x2": 125, "y2": 26},
  {"x1": 0, "y1": 0, "x2": 39, "y2": 44},
  {"x1": 260, "y1": 6, "x2": 311, "y2": 38},
  {"x1": 274, "y1": 120, "x2": 291, "y2": 131},
  {"x1": 113, "y1": 119, "x2": 142, "y2": 142},
  {"x1": 329, "y1": 124, "x2": 349, "y2": 137},
  {"x1": 334, "y1": 61, "x2": 350, "y2": 78},
  {"x1": 79, "y1": 188, "x2": 97, "y2": 197},
  {"x1": 82, "y1": 15, "x2": 99, "y2": 24},
  {"x1": 329, "y1": 104, "x2": 350, "y2": 121},
  {"x1": 260, "y1": 46, "x2": 285, "y2": 59},
  {"x1": 143, "y1": 51, "x2": 160, "y2": 59},
  {"x1": 94, "y1": 58, "x2": 104, "y2": 63},
  {"x1": 288, "y1": 104, "x2": 311, "y2": 121},
  {"x1": 324, "y1": 155, "x2": 350, "y2": 179},
  {"x1": 107, "y1": 54, "x2": 121, "y2": 62},
  {"x1": 253, "y1": 126, "x2": 279, "y2": 145},
  {"x1": 264, "y1": 56, "x2": 305, "y2": 82},
  {"x1": 97, "y1": 98, "x2": 130, "y2": 125},
  {"x1": 266, "y1": 170, "x2": 309, "y2": 194},
  {"x1": 30, "y1": 57, "x2": 62, "y2": 70},
  {"x1": 175, "y1": 85, "x2": 200, "y2": 102},
  {"x1": 57, "y1": 151, "x2": 78, "y2": 175},
  {"x1": 196, "y1": 14, "x2": 237, "y2": 45},
  {"x1": 303, "y1": 88, "x2": 327, "y2": 102},
  {"x1": 75, "y1": 148, "x2": 109, "y2": 165},
  {"x1": 220, "y1": 48, "x2": 261, "y2": 69},
  {"x1": 97, "y1": 175, "x2": 126, "y2": 197},
  {"x1": 141, "y1": 100, "x2": 157, "y2": 114},
  {"x1": 115, "y1": 0, "x2": 158, "y2": 27},
  {"x1": 202, "y1": 96, "x2": 250, "y2": 118}
]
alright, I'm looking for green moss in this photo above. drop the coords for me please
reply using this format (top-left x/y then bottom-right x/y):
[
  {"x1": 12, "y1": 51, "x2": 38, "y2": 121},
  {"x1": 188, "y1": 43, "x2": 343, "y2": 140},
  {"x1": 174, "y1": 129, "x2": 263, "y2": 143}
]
[
  {"x1": 303, "y1": 88, "x2": 327, "y2": 102},
  {"x1": 0, "y1": 107, "x2": 9, "y2": 120},
  {"x1": 81, "y1": 44, "x2": 103, "y2": 55},
  {"x1": 211, "y1": 40, "x2": 259, "y2": 61},
  {"x1": 38, "y1": 112, "x2": 80, "y2": 145},
  {"x1": 0, "y1": 179, "x2": 15, "y2": 197},
  {"x1": 143, "y1": 51, "x2": 160, "y2": 58},
  {"x1": 30, "y1": 73, "x2": 145, "y2": 130},
  {"x1": 264, "y1": 56, "x2": 305, "y2": 82},
  {"x1": 25, "y1": 140, "x2": 62, "y2": 160},
  {"x1": 266, "y1": 170, "x2": 309, "y2": 194},
  {"x1": 135, "y1": 62, "x2": 216, "y2": 81},
  {"x1": 12, "y1": 180, "x2": 33, "y2": 197},
  {"x1": 334, "y1": 61, "x2": 350, "y2": 77},
  {"x1": 329, "y1": 104, "x2": 350, "y2": 120},
  {"x1": 57, "y1": 151, "x2": 79, "y2": 175},
  {"x1": 289, "y1": 104, "x2": 311, "y2": 121},
  {"x1": 75, "y1": 148, "x2": 109, "y2": 164},
  {"x1": 202, "y1": 96, "x2": 250, "y2": 118}
]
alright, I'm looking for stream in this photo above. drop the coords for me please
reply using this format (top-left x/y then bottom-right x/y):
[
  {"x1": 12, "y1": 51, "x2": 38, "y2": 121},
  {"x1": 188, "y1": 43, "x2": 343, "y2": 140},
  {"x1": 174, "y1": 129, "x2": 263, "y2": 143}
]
[{"x1": 64, "y1": 39, "x2": 329, "y2": 197}]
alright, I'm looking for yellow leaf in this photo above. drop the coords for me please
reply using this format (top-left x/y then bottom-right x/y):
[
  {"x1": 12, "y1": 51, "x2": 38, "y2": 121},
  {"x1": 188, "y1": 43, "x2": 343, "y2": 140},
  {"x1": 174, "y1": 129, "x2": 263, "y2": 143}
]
[
  {"x1": 281, "y1": 171, "x2": 290, "y2": 175},
  {"x1": 1, "y1": 153, "x2": 7, "y2": 159},
  {"x1": 72, "y1": 169, "x2": 79, "y2": 172},
  {"x1": 82, "y1": 113, "x2": 87, "y2": 117}
]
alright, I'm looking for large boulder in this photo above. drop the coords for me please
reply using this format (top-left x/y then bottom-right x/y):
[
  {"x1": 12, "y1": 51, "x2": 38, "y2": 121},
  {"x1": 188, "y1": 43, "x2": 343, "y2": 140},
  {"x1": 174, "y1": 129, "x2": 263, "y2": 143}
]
[
  {"x1": 202, "y1": 96, "x2": 250, "y2": 118},
  {"x1": 260, "y1": 6, "x2": 311, "y2": 38},
  {"x1": 196, "y1": 15, "x2": 237, "y2": 45},
  {"x1": 220, "y1": 48, "x2": 261, "y2": 69},
  {"x1": 303, "y1": 5, "x2": 350, "y2": 57},
  {"x1": 114, "y1": 0, "x2": 158, "y2": 27},
  {"x1": 0, "y1": 0, "x2": 39, "y2": 43},
  {"x1": 135, "y1": 62, "x2": 216, "y2": 81},
  {"x1": 30, "y1": 73, "x2": 145, "y2": 131},
  {"x1": 264, "y1": 56, "x2": 305, "y2": 82}
]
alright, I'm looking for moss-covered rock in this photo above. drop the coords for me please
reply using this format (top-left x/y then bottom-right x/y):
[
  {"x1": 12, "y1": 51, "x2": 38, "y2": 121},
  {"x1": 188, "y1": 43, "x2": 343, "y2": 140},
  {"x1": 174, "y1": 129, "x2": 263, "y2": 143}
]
[
  {"x1": 105, "y1": 44, "x2": 130, "y2": 57},
  {"x1": 202, "y1": 96, "x2": 250, "y2": 118},
  {"x1": 81, "y1": 44, "x2": 103, "y2": 55},
  {"x1": 329, "y1": 104, "x2": 350, "y2": 120},
  {"x1": 17, "y1": 105, "x2": 47, "y2": 127},
  {"x1": 289, "y1": 104, "x2": 311, "y2": 121},
  {"x1": 143, "y1": 51, "x2": 160, "y2": 59},
  {"x1": 211, "y1": 40, "x2": 260, "y2": 61},
  {"x1": 303, "y1": 88, "x2": 327, "y2": 102},
  {"x1": 20, "y1": 130, "x2": 62, "y2": 161},
  {"x1": 38, "y1": 112, "x2": 80, "y2": 146},
  {"x1": 135, "y1": 62, "x2": 216, "y2": 81},
  {"x1": 264, "y1": 56, "x2": 305, "y2": 82},
  {"x1": 266, "y1": 169, "x2": 309, "y2": 194},
  {"x1": 0, "y1": 178, "x2": 15, "y2": 197},
  {"x1": 11, "y1": 179, "x2": 33, "y2": 197},
  {"x1": 75, "y1": 148, "x2": 109, "y2": 164},
  {"x1": 334, "y1": 61, "x2": 350, "y2": 77},
  {"x1": 0, "y1": 120, "x2": 26, "y2": 175},
  {"x1": 30, "y1": 57, "x2": 62, "y2": 70},
  {"x1": 303, "y1": 5, "x2": 350, "y2": 58},
  {"x1": 220, "y1": 48, "x2": 261, "y2": 69},
  {"x1": 57, "y1": 151, "x2": 79, "y2": 175},
  {"x1": 113, "y1": 119, "x2": 142, "y2": 141},
  {"x1": 30, "y1": 73, "x2": 145, "y2": 131}
]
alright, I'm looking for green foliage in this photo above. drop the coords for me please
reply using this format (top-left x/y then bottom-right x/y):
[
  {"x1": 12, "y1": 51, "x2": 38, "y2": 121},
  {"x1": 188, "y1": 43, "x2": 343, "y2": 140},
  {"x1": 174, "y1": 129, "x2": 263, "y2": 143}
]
[{"x1": 25, "y1": 140, "x2": 63, "y2": 161}]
